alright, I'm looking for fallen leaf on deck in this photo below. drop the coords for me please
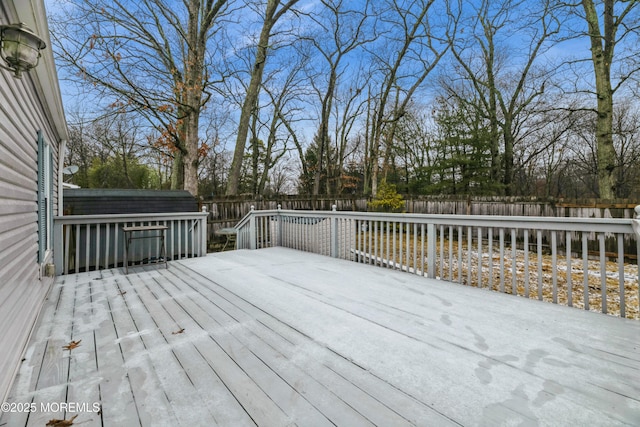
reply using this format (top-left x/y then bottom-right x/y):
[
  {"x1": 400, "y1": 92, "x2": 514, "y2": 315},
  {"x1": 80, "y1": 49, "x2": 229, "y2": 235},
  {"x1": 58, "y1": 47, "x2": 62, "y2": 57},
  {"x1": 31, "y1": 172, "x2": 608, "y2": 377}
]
[
  {"x1": 46, "y1": 414, "x2": 78, "y2": 426},
  {"x1": 62, "y1": 340, "x2": 81, "y2": 350},
  {"x1": 172, "y1": 328, "x2": 185, "y2": 335}
]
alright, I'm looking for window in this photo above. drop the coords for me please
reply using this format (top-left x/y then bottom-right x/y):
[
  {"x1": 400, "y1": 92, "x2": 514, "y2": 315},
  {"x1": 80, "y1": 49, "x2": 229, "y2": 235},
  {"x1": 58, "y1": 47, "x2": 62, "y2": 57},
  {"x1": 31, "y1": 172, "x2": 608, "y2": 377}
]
[{"x1": 37, "y1": 131, "x2": 53, "y2": 265}]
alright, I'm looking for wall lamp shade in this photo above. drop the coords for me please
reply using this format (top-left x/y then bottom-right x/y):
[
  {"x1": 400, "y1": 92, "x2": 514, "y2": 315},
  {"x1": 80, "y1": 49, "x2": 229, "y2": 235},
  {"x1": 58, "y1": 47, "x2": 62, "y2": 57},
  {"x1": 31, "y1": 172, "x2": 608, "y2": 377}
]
[{"x1": 0, "y1": 23, "x2": 46, "y2": 78}]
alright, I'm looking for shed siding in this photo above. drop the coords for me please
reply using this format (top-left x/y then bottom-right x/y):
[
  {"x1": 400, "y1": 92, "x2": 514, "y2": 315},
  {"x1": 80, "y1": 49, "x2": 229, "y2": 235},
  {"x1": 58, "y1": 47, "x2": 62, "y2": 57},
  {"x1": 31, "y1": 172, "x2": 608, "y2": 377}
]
[{"x1": 0, "y1": 4, "x2": 60, "y2": 402}]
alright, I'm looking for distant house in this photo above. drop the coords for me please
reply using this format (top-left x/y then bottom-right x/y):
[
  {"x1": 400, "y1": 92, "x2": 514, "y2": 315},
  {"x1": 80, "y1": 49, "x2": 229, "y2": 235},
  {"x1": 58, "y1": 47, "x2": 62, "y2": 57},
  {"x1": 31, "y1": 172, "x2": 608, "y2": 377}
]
[{"x1": 0, "y1": 0, "x2": 68, "y2": 402}]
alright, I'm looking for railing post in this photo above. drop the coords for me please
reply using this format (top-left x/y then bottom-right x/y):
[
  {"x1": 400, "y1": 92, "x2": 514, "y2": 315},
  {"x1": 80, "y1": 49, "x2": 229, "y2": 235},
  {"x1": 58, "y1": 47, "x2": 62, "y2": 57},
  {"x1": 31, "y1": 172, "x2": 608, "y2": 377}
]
[
  {"x1": 633, "y1": 205, "x2": 640, "y2": 237},
  {"x1": 199, "y1": 210, "x2": 207, "y2": 256},
  {"x1": 276, "y1": 204, "x2": 282, "y2": 247},
  {"x1": 330, "y1": 205, "x2": 338, "y2": 258},
  {"x1": 249, "y1": 205, "x2": 257, "y2": 250},
  {"x1": 53, "y1": 218, "x2": 63, "y2": 275},
  {"x1": 427, "y1": 223, "x2": 436, "y2": 278}
]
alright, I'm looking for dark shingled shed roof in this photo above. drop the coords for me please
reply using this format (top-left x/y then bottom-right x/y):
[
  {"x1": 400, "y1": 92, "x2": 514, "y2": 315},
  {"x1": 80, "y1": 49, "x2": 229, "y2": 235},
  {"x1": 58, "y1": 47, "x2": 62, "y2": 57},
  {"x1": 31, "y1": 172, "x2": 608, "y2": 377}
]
[{"x1": 64, "y1": 189, "x2": 198, "y2": 215}]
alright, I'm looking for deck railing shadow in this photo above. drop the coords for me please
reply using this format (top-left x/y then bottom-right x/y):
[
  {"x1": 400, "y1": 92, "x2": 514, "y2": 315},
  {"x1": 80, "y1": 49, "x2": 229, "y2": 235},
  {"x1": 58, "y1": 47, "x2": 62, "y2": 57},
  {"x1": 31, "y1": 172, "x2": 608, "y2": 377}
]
[{"x1": 236, "y1": 206, "x2": 640, "y2": 319}]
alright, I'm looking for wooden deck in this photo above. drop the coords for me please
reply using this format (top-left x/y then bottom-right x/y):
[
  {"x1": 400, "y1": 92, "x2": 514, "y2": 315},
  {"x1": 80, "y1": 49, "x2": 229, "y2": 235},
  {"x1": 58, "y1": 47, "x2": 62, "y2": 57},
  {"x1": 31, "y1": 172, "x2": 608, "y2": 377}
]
[{"x1": 1, "y1": 247, "x2": 639, "y2": 426}]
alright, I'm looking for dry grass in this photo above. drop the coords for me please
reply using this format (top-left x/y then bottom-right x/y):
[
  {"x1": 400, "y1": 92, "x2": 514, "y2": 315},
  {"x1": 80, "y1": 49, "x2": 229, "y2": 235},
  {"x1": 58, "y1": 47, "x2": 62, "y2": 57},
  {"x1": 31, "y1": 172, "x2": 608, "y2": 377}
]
[{"x1": 357, "y1": 232, "x2": 639, "y2": 320}]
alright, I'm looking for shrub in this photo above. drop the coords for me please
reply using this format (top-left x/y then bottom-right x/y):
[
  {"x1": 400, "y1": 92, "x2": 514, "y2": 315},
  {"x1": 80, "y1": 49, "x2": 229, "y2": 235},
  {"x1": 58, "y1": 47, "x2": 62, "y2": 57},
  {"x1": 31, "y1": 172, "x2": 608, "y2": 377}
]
[{"x1": 368, "y1": 180, "x2": 405, "y2": 213}]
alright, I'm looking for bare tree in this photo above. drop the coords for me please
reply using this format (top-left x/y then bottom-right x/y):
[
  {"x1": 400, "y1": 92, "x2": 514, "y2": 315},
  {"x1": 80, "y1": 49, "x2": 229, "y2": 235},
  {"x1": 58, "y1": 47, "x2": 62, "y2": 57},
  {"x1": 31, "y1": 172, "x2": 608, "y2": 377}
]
[
  {"x1": 365, "y1": 0, "x2": 452, "y2": 196},
  {"x1": 257, "y1": 63, "x2": 307, "y2": 195},
  {"x1": 444, "y1": 0, "x2": 561, "y2": 195},
  {"x1": 51, "y1": 0, "x2": 230, "y2": 196},
  {"x1": 301, "y1": 0, "x2": 375, "y2": 195},
  {"x1": 331, "y1": 79, "x2": 369, "y2": 195},
  {"x1": 225, "y1": 0, "x2": 301, "y2": 195},
  {"x1": 577, "y1": 0, "x2": 640, "y2": 198},
  {"x1": 611, "y1": 102, "x2": 640, "y2": 197}
]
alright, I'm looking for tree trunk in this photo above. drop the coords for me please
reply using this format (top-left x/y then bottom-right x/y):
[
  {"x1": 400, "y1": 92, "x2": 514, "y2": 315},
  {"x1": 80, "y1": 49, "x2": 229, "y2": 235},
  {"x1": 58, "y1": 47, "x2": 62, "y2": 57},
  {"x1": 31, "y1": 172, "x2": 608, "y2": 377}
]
[
  {"x1": 502, "y1": 117, "x2": 514, "y2": 196},
  {"x1": 226, "y1": 0, "x2": 299, "y2": 195},
  {"x1": 582, "y1": 0, "x2": 616, "y2": 199},
  {"x1": 313, "y1": 68, "x2": 337, "y2": 196},
  {"x1": 171, "y1": 151, "x2": 184, "y2": 190},
  {"x1": 182, "y1": 113, "x2": 200, "y2": 196}
]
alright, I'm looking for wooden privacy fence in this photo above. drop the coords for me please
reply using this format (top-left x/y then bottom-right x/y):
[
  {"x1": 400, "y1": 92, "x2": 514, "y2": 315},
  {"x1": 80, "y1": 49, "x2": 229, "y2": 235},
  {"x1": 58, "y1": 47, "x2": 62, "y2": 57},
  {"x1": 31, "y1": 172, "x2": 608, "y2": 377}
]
[
  {"x1": 236, "y1": 206, "x2": 640, "y2": 319},
  {"x1": 53, "y1": 212, "x2": 208, "y2": 275},
  {"x1": 204, "y1": 197, "x2": 639, "y2": 221}
]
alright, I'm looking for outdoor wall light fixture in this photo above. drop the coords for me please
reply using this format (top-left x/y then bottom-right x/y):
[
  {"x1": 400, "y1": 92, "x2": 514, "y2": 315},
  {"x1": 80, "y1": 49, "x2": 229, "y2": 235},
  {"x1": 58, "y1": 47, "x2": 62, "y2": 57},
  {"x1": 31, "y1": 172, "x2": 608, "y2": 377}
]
[{"x1": 0, "y1": 23, "x2": 46, "y2": 78}]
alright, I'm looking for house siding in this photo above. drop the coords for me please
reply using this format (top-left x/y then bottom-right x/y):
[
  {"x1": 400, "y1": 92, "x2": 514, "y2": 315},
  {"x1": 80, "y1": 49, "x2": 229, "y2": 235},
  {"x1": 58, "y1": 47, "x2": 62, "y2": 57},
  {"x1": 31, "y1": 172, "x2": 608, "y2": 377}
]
[{"x1": 0, "y1": 1, "x2": 63, "y2": 403}]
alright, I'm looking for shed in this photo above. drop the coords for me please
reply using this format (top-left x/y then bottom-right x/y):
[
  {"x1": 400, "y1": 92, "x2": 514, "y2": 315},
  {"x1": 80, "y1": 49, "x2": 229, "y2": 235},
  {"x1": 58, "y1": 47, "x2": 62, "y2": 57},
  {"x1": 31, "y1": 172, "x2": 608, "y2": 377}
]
[{"x1": 64, "y1": 188, "x2": 198, "y2": 215}]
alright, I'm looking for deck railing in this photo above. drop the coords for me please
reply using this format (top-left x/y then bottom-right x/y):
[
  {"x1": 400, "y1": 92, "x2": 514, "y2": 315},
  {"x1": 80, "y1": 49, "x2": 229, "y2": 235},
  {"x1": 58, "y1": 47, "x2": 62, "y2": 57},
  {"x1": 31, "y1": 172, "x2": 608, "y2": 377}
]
[
  {"x1": 236, "y1": 206, "x2": 640, "y2": 319},
  {"x1": 53, "y1": 212, "x2": 208, "y2": 275}
]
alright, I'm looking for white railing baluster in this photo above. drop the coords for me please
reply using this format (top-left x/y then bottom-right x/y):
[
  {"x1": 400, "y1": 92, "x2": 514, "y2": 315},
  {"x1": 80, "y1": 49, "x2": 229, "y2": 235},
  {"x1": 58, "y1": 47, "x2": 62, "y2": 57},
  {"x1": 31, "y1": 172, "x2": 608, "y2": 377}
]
[
  {"x1": 636, "y1": 236, "x2": 640, "y2": 318},
  {"x1": 378, "y1": 220, "x2": 382, "y2": 263},
  {"x1": 566, "y1": 231, "x2": 572, "y2": 307},
  {"x1": 582, "y1": 233, "x2": 589, "y2": 310},
  {"x1": 618, "y1": 235, "x2": 625, "y2": 318},
  {"x1": 405, "y1": 222, "x2": 410, "y2": 272},
  {"x1": 398, "y1": 223, "x2": 403, "y2": 270},
  {"x1": 499, "y1": 229, "x2": 505, "y2": 293},
  {"x1": 413, "y1": 223, "x2": 417, "y2": 275},
  {"x1": 179, "y1": 220, "x2": 184, "y2": 259},
  {"x1": 95, "y1": 224, "x2": 101, "y2": 271},
  {"x1": 191, "y1": 219, "x2": 196, "y2": 256},
  {"x1": 488, "y1": 228, "x2": 493, "y2": 290},
  {"x1": 85, "y1": 224, "x2": 90, "y2": 273},
  {"x1": 449, "y1": 226, "x2": 454, "y2": 281},
  {"x1": 467, "y1": 227, "x2": 472, "y2": 286},
  {"x1": 361, "y1": 219, "x2": 366, "y2": 263},
  {"x1": 386, "y1": 221, "x2": 391, "y2": 269},
  {"x1": 439, "y1": 225, "x2": 444, "y2": 279},
  {"x1": 511, "y1": 229, "x2": 517, "y2": 295},
  {"x1": 392, "y1": 222, "x2": 397, "y2": 269},
  {"x1": 524, "y1": 230, "x2": 529, "y2": 298},
  {"x1": 357, "y1": 219, "x2": 362, "y2": 263},
  {"x1": 64, "y1": 225, "x2": 70, "y2": 275},
  {"x1": 171, "y1": 220, "x2": 176, "y2": 259},
  {"x1": 477, "y1": 227, "x2": 482, "y2": 288},
  {"x1": 457, "y1": 226, "x2": 463, "y2": 284},
  {"x1": 420, "y1": 223, "x2": 426, "y2": 276},
  {"x1": 552, "y1": 231, "x2": 558, "y2": 303},
  {"x1": 303, "y1": 216, "x2": 307, "y2": 251},
  {"x1": 115, "y1": 223, "x2": 120, "y2": 268},
  {"x1": 537, "y1": 230, "x2": 543, "y2": 300},
  {"x1": 373, "y1": 221, "x2": 379, "y2": 266},
  {"x1": 427, "y1": 223, "x2": 436, "y2": 279},
  {"x1": 599, "y1": 233, "x2": 607, "y2": 314},
  {"x1": 104, "y1": 223, "x2": 110, "y2": 269},
  {"x1": 294, "y1": 216, "x2": 297, "y2": 250}
]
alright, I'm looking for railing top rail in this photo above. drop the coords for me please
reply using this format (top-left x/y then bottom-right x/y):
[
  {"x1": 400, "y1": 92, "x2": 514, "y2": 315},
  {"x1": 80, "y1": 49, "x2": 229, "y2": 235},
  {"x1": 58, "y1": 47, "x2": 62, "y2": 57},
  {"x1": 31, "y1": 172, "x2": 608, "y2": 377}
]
[
  {"x1": 234, "y1": 209, "x2": 255, "y2": 230},
  {"x1": 242, "y1": 208, "x2": 637, "y2": 234},
  {"x1": 54, "y1": 212, "x2": 208, "y2": 224}
]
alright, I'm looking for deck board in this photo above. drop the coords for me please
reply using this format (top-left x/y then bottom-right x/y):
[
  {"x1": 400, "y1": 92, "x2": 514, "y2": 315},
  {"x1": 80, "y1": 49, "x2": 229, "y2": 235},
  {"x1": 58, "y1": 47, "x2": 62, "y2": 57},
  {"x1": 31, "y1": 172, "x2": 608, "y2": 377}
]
[
  {"x1": 91, "y1": 270, "x2": 142, "y2": 426},
  {"x1": 168, "y1": 261, "x2": 450, "y2": 426},
  {"x1": 2, "y1": 247, "x2": 639, "y2": 426},
  {"x1": 161, "y1": 265, "x2": 379, "y2": 427},
  {"x1": 23, "y1": 273, "x2": 76, "y2": 427},
  {"x1": 64, "y1": 274, "x2": 102, "y2": 427}
]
